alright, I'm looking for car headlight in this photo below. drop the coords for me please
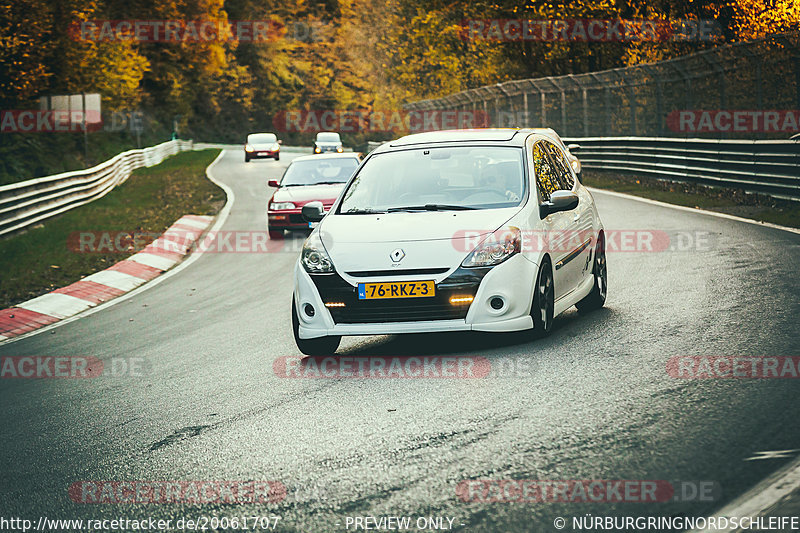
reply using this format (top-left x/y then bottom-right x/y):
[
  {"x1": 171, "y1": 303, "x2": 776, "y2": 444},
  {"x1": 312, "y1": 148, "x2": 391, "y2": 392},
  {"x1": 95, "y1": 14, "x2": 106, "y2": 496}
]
[
  {"x1": 270, "y1": 202, "x2": 296, "y2": 210},
  {"x1": 245, "y1": 144, "x2": 254, "y2": 152},
  {"x1": 301, "y1": 231, "x2": 334, "y2": 273},
  {"x1": 336, "y1": 145, "x2": 343, "y2": 152},
  {"x1": 461, "y1": 227, "x2": 521, "y2": 268},
  {"x1": 314, "y1": 146, "x2": 321, "y2": 153},
  {"x1": 271, "y1": 143, "x2": 280, "y2": 151}
]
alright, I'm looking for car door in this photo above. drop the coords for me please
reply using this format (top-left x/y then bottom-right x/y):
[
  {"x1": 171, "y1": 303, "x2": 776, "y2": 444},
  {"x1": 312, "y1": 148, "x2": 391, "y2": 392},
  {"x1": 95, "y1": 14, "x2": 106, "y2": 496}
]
[
  {"x1": 531, "y1": 140, "x2": 573, "y2": 301},
  {"x1": 543, "y1": 140, "x2": 593, "y2": 295}
]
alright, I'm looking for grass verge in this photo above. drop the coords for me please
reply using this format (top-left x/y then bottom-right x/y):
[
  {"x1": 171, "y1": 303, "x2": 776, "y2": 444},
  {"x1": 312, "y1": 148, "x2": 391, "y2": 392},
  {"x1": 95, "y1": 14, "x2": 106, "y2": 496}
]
[
  {"x1": 0, "y1": 149, "x2": 223, "y2": 309},
  {"x1": 582, "y1": 171, "x2": 800, "y2": 229}
]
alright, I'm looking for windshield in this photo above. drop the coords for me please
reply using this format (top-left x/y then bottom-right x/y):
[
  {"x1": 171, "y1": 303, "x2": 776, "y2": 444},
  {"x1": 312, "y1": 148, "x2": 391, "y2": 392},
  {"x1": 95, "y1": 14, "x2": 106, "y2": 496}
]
[
  {"x1": 316, "y1": 132, "x2": 341, "y2": 143},
  {"x1": 248, "y1": 133, "x2": 277, "y2": 144},
  {"x1": 281, "y1": 158, "x2": 360, "y2": 186},
  {"x1": 338, "y1": 146, "x2": 525, "y2": 213}
]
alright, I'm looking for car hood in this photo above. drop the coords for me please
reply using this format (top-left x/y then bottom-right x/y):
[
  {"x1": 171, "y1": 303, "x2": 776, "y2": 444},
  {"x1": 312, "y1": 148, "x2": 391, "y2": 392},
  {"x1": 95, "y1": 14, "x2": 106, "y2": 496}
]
[
  {"x1": 319, "y1": 208, "x2": 520, "y2": 273},
  {"x1": 272, "y1": 184, "x2": 346, "y2": 205}
]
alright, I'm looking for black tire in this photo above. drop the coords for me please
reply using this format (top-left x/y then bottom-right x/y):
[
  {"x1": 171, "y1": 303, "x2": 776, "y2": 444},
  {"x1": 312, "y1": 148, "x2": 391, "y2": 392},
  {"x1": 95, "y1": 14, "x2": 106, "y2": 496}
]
[
  {"x1": 274, "y1": 154, "x2": 280, "y2": 161},
  {"x1": 268, "y1": 227, "x2": 283, "y2": 240},
  {"x1": 576, "y1": 234, "x2": 607, "y2": 312},
  {"x1": 292, "y1": 300, "x2": 341, "y2": 356},
  {"x1": 245, "y1": 155, "x2": 250, "y2": 162},
  {"x1": 530, "y1": 259, "x2": 554, "y2": 338}
]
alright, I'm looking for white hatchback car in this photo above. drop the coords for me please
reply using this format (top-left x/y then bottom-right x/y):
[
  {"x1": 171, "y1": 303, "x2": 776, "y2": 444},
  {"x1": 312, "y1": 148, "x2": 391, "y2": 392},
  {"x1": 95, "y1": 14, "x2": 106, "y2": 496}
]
[{"x1": 292, "y1": 128, "x2": 606, "y2": 355}]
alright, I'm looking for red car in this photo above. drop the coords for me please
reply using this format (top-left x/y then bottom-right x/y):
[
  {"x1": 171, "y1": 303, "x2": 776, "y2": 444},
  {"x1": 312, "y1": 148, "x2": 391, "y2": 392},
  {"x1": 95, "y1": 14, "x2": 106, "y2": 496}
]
[{"x1": 267, "y1": 153, "x2": 361, "y2": 237}]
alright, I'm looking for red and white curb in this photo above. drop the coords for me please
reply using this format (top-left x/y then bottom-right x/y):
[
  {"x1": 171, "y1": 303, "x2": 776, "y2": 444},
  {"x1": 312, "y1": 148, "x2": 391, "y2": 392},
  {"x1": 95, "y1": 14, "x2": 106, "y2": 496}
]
[{"x1": 0, "y1": 215, "x2": 212, "y2": 340}]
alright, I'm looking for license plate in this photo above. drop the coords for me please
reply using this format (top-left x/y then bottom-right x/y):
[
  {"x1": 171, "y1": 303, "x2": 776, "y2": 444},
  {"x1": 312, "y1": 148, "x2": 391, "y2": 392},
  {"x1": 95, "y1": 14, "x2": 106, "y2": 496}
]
[
  {"x1": 358, "y1": 281, "x2": 435, "y2": 300},
  {"x1": 308, "y1": 221, "x2": 319, "y2": 228}
]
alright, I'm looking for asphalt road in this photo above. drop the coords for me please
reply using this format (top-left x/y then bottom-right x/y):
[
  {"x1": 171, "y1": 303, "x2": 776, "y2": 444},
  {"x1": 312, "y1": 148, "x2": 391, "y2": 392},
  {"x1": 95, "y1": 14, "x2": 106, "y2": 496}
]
[{"x1": 1, "y1": 148, "x2": 799, "y2": 532}]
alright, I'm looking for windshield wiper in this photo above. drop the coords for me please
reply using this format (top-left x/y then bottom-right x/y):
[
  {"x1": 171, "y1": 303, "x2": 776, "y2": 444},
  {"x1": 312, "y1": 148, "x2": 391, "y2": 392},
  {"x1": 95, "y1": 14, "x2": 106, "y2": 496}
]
[
  {"x1": 341, "y1": 208, "x2": 387, "y2": 215},
  {"x1": 386, "y1": 204, "x2": 476, "y2": 213}
]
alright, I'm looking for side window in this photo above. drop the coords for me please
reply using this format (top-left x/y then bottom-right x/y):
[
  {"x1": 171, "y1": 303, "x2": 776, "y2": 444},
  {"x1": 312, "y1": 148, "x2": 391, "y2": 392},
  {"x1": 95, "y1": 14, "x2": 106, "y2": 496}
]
[
  {"x1": 544, "y1": 141, "x2": 574, "y2": 191},
  {"x1": 533, "y1": 142, "x2": 558, "y2": 202}
]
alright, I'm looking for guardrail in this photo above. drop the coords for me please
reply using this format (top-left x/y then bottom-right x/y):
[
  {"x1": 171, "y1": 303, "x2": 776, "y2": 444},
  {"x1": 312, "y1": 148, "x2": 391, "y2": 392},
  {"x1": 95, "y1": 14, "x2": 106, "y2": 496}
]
[
  {"x1": 0, "y1": 139, "x2": 193, "y2": 238},
  {"x1": 564, "y1": 137, "x2": 800, "y2": 201}
]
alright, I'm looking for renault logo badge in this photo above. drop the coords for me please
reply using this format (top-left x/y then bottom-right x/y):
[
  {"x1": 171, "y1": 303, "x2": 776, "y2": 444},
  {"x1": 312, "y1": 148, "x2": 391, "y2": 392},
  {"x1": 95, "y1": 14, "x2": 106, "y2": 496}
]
[{"x1": 390, "y1": 248, "x2": 405, "y2": 262}]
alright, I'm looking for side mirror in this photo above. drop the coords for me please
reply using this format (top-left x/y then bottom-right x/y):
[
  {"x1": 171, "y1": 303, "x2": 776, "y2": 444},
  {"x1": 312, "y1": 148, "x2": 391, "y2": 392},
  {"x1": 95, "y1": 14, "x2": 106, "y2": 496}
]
[
  {"x1": 540, "y1": 190, "x2": 579, "y2": 218},
  {"x1": 301, "y1": 201, "x2": 325, "y2": 222},
  {"x1": 277, "y1": 140, "x2": 283, "y2": 145},
  {"x1": 567, "y1": 143, "x2": 581, "y2": 151},
  {"x1": 268, "y1": 179, "x2": 280, "y2": 188}
]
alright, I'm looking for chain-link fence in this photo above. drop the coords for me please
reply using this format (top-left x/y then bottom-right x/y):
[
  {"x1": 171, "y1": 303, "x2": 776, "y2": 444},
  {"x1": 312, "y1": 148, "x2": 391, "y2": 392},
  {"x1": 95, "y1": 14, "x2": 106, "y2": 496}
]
[{"x1": 405, "y1": 33, "x2": 800, "y2": 140}]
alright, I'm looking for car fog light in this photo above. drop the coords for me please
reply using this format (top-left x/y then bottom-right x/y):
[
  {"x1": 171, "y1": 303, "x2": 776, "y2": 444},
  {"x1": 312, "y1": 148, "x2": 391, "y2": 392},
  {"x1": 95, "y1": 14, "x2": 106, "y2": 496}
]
[
  {"x1": 490, "y1": 297, "x2": 505, "y2": 310},
  {"x1": 303, "y1": 303, "x2": 315, "y2": 317}
]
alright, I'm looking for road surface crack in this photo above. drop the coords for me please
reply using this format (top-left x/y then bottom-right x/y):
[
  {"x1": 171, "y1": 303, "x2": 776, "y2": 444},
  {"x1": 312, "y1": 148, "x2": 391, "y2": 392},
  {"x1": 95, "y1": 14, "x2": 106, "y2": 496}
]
[{"x1": 149, "y1": 425, "x2": 211, "y2": 451}]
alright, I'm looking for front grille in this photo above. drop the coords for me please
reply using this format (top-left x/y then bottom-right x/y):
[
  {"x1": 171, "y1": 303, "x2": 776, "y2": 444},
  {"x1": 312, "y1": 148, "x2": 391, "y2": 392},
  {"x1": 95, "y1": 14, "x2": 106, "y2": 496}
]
[
  {"x1": 310, "y1": 267, "x2": 492, "y2": 324},
  {"x1": 345, "y1": 268, "x2": 450, "y2": 278}
]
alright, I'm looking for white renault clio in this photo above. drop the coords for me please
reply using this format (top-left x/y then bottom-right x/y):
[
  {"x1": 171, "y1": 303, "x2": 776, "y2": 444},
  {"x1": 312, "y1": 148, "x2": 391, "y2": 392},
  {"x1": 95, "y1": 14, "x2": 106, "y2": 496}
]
[{"x1": 292, "y1": 129, "x2": 606, "y2": 355}]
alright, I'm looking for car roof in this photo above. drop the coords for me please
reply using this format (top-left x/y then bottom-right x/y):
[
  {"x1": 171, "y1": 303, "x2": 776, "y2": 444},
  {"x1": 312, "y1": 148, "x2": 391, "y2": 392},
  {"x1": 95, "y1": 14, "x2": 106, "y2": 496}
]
[
  {"x1": 291, "y1": 152, "x2": 360, "y2": 163},
  {"x1": 380, "y1": 128, "x2": 560, "y2": 151}
]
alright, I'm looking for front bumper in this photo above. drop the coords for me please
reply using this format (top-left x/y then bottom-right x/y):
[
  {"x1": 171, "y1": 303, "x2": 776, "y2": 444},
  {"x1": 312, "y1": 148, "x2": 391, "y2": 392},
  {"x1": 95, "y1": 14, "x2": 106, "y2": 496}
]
[
  {"x1": 268, "y1": 211, "x2": 308, "y2": 230},
  {"x1": 293, "y1": 254, "x2": 537, "y2": 339},
  {"x1": 247, "y1": 150, "x2": 279, "y2": 159}
]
